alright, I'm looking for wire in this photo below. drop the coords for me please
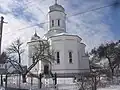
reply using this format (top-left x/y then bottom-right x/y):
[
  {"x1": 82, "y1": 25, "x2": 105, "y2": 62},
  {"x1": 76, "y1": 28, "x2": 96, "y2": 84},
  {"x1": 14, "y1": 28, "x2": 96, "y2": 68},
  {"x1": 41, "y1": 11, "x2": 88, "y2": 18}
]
[
  {"x1": 2, "y1": 0, "x2": 48, "y2": 35},
  {"x1": 3, "y1": 1, "x2": 119, "y2": 35},
  {"x1": 37, "y1": 6, "x2": 45, "y2": 16},
  {"x1": 66, "y1": 1, "x2": 120, "y2": 33},
  {"x1": 22, "y1": 0, "x2": 47, "y2": 12},
  {"x1": 67, "y1": 2, "x2": 119, "y2": 18},
  {"x1": 3, "y1": 21, "x2": 47, "y2": 35}
]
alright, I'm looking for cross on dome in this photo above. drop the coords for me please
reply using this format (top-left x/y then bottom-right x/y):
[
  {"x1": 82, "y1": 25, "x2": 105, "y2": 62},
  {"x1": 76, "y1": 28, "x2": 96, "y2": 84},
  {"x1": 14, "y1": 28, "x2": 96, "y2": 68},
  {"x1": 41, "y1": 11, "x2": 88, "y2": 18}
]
[
  {"x1": 34, "y1": 30, "x2": 37, "y2": 36},
  {"x1": 31, "y1": 30, "x2": 40, "y2": 41},
  {"x1": 55, "y1": 0, "x2": 57, "y2": 4}
]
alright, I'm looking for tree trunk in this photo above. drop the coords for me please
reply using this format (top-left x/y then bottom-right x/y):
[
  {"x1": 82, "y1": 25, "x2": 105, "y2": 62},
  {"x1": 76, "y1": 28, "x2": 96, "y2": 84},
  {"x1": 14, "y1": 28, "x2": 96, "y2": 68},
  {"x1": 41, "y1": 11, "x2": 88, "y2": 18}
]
[
  {"x1": 38, "y1": 73, "x2": 42, "y2": 89},
  {"x1": 18, "y1": 54, "x2": 21, "y2": 88},
  {"x1": 94, "y1": 76, "x2": 97, "y2": 90},
  {"x1": 1, "y1": 75, "x2": 3, "y2": 86},
  {"x1": 107, "y1": 57, "x2": 114, "y2": 79},
  {"x1": 5, "y1": 74, "x2": 7, "y2": 90}
]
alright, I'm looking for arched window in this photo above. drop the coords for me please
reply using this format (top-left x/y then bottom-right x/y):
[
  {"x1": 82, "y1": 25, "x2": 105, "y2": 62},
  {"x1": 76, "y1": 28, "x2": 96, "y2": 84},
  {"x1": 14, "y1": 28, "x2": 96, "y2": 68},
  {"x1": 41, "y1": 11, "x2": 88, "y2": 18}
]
[
  {"x1": 52, "y1": 20, "x2": 54, "y2": 27},
  {"x1": 44, "y1": 65, "x2": 49, "y2": 74},
  {"x1": 58, "y1": 19, "x2": 60, "y2": 26},
  {"x1": 69, "y1": 51, "x2": 73, "y2": 63},
  {"x1": 32, "y1": 56, "x2": 35, "y2": 64},
  {"x1": 56, "y1": 52, "x2": 60, "y2": 64}
]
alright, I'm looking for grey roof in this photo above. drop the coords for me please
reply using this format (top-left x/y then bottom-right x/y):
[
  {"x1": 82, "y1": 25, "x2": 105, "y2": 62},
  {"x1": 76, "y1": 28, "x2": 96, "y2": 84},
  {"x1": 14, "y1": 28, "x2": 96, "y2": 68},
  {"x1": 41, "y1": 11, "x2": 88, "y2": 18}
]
[
  {"x1": 49, "y1": 32, "x2": 82, "y2": 41},
  {"x1": 31, "y1": 32, "x2": 40, "y2": 41},
  {"x1": 49, "y1": 3, "x2": 65, "y2": 12}
]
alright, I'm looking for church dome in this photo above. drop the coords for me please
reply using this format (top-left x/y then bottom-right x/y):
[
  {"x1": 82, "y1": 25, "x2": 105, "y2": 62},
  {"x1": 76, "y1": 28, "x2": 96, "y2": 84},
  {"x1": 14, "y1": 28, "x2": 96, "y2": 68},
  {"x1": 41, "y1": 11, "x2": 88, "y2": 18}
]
[
  {"x1": 31, "y1": 32, "x2": 40, "y2": 41},
  {"x1": 49, "y1": 3, "x2": 65, "y2": 12}
]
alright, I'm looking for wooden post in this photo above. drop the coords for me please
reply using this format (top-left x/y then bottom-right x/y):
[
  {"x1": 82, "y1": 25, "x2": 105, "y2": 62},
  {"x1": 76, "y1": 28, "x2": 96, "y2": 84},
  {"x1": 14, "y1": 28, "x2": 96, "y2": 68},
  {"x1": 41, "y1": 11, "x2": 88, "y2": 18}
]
[
  {"x1": 0, "y1": 16, "x2": 4, "y2": 54},
  {"x1": 5, "y1": 63, "x2": 7, "y2": 90},
  {"x1": 1, "y1": 75, "x2": 3, "y2": 86},
  {"x1": 0, "y1": 16, "x2": 7, "y2": 86},
  {"x1": 94, "y1": 75, "x2": 97, "y2": 90},
  {"x1": 39, "y1": 73, "x2": 42, "y2": 89},
  {"x1": 54, "y1": 73, "x2": 57, "y2": 88},
  {"x1": 0, "y1": 16, "x2": 4, "y2": 86}
]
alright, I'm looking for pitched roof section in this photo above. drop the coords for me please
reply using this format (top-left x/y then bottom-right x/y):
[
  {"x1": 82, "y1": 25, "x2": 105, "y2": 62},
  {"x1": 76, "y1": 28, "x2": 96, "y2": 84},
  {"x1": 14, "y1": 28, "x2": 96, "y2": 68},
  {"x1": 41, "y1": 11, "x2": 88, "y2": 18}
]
[{"x1": 31, "y1": 31, "x2": 41, "y2": 41}]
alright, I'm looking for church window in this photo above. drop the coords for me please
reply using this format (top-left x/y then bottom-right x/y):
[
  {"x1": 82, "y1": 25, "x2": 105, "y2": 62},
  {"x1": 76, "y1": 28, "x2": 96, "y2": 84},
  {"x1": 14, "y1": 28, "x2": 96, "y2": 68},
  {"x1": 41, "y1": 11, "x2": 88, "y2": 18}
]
[
  {"x1": 0, "y1": 64, "x2": 3, "y2": 68},
  {"x1": 32, "y1": 56, "x2": 35, "y2": 64},
  {"x1": 56, "y1": 52, "x2": 60, "y2": 64},
  {"x1": 52, "y1": 20, "x2": 54, "y2": 27},
  {"x1": 32, "y1": 59, "x2": 35, "y2": 64},
  {"x1": 44, "y1": 65, "x2": 49, "y2": 74},
  {"x1": 58, "y1": 19, "x2": 60, "y2": 26},
  {"x1": 69, "y1": 51, "x2": 73, "y2": 63},
  {"x1": 78, "y1": 51, "x2": 80, "y2": 60}
]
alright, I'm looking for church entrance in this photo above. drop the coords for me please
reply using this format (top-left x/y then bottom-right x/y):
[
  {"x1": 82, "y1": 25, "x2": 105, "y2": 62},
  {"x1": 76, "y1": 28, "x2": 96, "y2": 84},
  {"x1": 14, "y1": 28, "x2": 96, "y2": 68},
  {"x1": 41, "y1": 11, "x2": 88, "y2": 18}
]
[{"x1": 44, "y1": 65, "x2": 49, "y2": 74}]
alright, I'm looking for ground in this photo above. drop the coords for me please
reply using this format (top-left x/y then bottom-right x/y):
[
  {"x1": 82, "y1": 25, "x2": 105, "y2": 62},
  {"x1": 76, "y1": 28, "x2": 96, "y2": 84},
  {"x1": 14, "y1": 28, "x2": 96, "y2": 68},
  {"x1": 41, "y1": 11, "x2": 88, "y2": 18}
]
[{"x1": 98, "y1": 85, "x2": 120, "y2": 90}]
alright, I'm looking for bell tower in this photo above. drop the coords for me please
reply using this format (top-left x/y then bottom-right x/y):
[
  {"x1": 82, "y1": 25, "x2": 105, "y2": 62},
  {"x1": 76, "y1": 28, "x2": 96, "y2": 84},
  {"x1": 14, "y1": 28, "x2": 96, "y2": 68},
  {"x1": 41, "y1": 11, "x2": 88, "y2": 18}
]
[{"x1": 45, "y1": 0, "x2": 66, "y2": 38}]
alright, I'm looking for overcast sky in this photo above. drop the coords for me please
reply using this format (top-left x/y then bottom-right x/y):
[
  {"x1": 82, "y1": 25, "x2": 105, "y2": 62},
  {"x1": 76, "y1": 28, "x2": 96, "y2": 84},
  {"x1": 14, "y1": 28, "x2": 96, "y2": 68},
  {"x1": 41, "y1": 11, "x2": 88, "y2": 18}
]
[{"x1": 0, "y1": 0, "x2": 120, "y2": 64}]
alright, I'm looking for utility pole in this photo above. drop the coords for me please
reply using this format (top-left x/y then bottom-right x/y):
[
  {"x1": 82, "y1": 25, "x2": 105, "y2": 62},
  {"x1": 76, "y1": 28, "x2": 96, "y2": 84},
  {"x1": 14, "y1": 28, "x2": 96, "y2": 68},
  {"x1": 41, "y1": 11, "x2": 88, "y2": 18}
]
[
  {"x1": 0, "y1": 16, "x2": 4, "y2": 86},
  {"x1": 0, "y1": 16, "x2": 7, "y2": 86},
  {"x1": 0, "y1": 16, "x2": 4, "y2": 54}
]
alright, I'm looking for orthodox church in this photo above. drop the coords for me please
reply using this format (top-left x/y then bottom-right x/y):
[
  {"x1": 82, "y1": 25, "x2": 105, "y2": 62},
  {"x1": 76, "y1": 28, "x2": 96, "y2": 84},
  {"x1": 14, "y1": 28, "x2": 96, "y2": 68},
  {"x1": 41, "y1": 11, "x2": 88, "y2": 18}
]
[{"x1": 27, "y1": 0, "x2": 89, "y2": 87}]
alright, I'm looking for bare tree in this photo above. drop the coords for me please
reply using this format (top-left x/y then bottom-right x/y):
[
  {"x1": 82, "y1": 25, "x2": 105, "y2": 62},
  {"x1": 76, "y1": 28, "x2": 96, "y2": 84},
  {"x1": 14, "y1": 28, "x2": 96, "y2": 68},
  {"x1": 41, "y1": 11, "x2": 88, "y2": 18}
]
[
  {"x1": 90, "y1": 41, "x2": 120, "y2": 79},
  {"x1": 7, "y1": 38, "x2": 24, "y2": 88},
  {"x1": 6, "y1": 39, "x2": 55, "y2": 88},
  {"x1": 7, "y1": 38, "x2": 24, "y2": 63},
  {"x1": 22, "y1": 40, "x2": 55, "y2": 84}
]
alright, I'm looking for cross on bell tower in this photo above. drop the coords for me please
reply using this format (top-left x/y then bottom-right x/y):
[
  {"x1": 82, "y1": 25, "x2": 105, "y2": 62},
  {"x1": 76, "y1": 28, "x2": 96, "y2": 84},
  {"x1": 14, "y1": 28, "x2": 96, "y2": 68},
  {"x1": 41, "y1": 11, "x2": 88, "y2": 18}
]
[{"x1": 45, "y1": 0, "x2": 66, "y2": 38}]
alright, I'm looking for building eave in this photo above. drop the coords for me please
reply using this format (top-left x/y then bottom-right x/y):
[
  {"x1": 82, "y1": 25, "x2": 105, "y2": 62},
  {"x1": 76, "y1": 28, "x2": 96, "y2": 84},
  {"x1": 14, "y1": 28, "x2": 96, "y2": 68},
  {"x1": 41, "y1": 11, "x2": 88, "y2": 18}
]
[
  {"x1": 49, "y1": 34, "x2": 82, "y2": 41},
  {"x1": 27, "y1": 39, "x2": 47, "y2": 44}
]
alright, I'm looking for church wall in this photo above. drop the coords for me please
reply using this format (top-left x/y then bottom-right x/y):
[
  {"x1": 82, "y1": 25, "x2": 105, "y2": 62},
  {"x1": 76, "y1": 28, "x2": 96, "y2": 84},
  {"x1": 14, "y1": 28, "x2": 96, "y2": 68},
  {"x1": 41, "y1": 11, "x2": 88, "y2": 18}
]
[
  {"x1": 50, "y1": 35, "x2": 85, "y2": 74},
  {"x1": 27, "y1": 41, "x2": 41, "y2": 73},
  {"x1": 80, "y1": 56, "x2": 90, "y2": 72},
  {"x1": 49, "y1": 11, "x2": 66, "y2": 31},
  {"x1": 80, "y1": 43, "x2": 86, "y2": 56},
  {"x1": 63, "y1": 37, "x2": 79, "y2": 71},
  {"x1": 27, "y1": 2, "x2": 90, "y2": 86},
  {"x1": 51, "y1": 38, "x2": 65, "y2": 71},
  {"x1": 77, "y1": 39, "x2": 82, "y2": 71},
  {"x1": 77, "y1": 41, "x2": 90, "y2": 72}
]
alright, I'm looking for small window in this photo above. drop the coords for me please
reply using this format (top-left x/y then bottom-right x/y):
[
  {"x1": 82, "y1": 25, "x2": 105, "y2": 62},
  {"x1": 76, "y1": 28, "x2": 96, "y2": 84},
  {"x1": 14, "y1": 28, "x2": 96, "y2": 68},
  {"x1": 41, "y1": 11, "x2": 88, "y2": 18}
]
[
  {"x1": 56, "y1": 52, "x2": 60, "y2": 64},
  {"x1": 58, "y1": 19, "x2": 60, "y2": 26},
  {"x1": 69, "y1": 51, "x2": 72, "y2": 63},
  {"x1": 0, "y1": 64, "x2": 3, "y2": 68},
  {"x1": 52, "y1": 20, "x2": 54, "y2": 27},
  {"x1": 32, "y1": 59, "x2": 35, "y2": 64},
  {"x1": 32, "y1": 56, "x2": 35, "y2": 64}
]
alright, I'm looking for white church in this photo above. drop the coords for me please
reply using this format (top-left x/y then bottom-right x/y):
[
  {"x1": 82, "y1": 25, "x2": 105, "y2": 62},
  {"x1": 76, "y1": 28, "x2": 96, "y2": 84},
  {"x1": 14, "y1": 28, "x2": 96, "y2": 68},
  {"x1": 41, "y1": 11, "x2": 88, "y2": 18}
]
[{"x1": 27, "y1": 0, "x2": 90, "y2": 88}]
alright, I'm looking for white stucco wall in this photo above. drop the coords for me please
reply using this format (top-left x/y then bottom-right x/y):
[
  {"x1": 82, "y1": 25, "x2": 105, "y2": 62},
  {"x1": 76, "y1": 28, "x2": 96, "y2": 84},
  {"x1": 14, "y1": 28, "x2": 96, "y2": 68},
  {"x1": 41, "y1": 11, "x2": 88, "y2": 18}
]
[
  {"x1": 80, "y1": 56, "x2": 90, "y2": 72},
  {"x1": 45, "y1": 10, "x2": 66, "y2": 38},
  {"x1": 49, "y1": 11, "x2": 66, "y2": 31},
  {"x1": 49, "y1": 34, "x2": 90, "y2": 74},
  {"x1": 27, "y1": 2, "x2": 90, "y2": 87},
  {"x1": 27, "y1": 40, "x2": 41, "y2": 73}
]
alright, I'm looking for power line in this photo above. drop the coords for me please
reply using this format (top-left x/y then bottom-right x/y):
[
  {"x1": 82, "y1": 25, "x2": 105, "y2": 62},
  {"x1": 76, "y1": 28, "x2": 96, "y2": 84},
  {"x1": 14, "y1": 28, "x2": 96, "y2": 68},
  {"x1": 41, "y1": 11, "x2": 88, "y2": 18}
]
[
  {"x1": 37, "y1": 6, "x2": 46, "y2": 16},
  {"x1": 66, "y1": 1, "x2": 120, "y2": 31},
  {"x1": 3, "y1": 1, "x2": 119, "y2": 35},
  {"x1": 22, "y1": 0, "x2": 46, "y2": 12},
  {"x1": 3, "y1": 22, "x2": 47, "y2": 35},
  {"x1": 67, "y1": 2, "x2": 119, "y2": 18},
  {"x1": 2, "y1": 0, "x2": 48, "y2": 35}
]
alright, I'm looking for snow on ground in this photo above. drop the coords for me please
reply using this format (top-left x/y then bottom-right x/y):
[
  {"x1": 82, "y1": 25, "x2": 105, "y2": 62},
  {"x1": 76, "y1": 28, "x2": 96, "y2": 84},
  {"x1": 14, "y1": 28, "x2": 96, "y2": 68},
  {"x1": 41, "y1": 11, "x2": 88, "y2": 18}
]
[{"x1": 98, "y1": 85, "x2": 120, "y2": 90}]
